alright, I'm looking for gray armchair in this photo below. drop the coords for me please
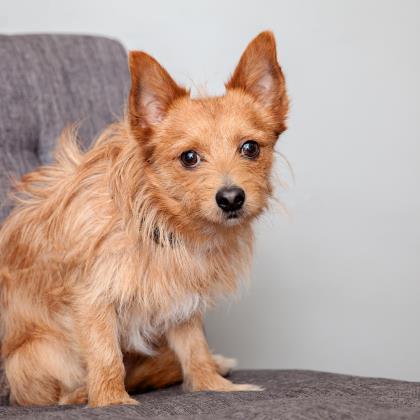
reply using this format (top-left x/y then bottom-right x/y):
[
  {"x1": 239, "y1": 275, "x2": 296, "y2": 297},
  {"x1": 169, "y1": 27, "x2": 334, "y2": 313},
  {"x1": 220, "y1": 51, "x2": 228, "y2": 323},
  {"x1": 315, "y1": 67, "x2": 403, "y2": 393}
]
[
  {"x1": 0, "y1": 34, "x2": 128, "y2": 220},
  {"x1": 1, "y1": 34, "x2": 419, "y2": 420}
]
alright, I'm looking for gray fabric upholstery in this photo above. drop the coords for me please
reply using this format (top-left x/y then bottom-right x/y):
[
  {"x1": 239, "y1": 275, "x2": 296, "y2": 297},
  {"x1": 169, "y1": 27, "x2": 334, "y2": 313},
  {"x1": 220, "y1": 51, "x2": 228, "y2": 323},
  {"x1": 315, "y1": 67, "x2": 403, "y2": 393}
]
[
  {"x1": 0, "y1": 34, "x2": 129, "y2": 221},
  {"x1": 1, "y1": 370, "x2": 420, "y2": 419},
  {"x1": 1, "y1": 34, "x2": 420, "y2": 419}
]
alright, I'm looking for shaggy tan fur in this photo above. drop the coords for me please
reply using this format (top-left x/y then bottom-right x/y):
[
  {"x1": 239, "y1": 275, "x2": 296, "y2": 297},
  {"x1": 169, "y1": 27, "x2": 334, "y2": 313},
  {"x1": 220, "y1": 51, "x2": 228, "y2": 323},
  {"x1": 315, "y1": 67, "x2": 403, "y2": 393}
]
[{"x1": 0, "y1": 31, "x2": 288, "y2": 407}]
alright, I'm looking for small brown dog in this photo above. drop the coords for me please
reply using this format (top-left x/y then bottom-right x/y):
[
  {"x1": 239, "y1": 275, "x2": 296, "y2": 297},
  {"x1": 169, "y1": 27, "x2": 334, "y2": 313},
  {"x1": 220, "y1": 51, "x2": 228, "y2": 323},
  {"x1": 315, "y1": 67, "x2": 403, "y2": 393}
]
[{"x1": 0, "y1": 31, "x2": 288, "y2": 406}]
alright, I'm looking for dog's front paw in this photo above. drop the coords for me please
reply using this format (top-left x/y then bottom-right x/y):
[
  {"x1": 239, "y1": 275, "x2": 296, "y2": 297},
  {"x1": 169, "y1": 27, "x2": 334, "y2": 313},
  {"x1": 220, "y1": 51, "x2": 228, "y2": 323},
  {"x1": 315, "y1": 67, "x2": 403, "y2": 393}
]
[
  {"x1": 187, "y1": 374, "x2": 263, "y2": 393},
  {"x1": 227, "y1": 383, "x2": 264, "y2": 392},
  {"x1": 212, "y1": 354, "x2": 237, "y2": 376},
  {"x1": 89, "y1": 392, "x2": 139, "y2": 407}
]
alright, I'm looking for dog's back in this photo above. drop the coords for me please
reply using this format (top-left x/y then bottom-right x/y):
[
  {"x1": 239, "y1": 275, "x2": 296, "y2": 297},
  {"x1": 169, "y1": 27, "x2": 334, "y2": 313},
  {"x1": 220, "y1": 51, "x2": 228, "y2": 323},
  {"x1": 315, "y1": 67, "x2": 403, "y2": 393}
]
[{"x1": 0, "y1": 128, "x2": 94, "y2": 404}]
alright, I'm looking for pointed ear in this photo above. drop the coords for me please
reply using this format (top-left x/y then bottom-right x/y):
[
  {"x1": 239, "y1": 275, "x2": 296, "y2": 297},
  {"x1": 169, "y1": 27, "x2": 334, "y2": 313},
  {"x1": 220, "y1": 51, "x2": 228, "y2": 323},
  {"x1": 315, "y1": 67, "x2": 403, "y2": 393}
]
[
  {"x1": 226, "y1": 31, "x2": 288, "y2": 134},
  {"x1": 128, "y1": 51, "x2": 188, "y2": 135}
]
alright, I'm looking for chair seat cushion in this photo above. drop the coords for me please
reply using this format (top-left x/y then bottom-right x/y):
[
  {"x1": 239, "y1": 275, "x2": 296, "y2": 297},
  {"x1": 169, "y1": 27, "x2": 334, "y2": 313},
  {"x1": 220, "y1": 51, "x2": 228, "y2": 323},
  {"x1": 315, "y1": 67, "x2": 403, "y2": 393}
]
[{"x1": 1, "y1": 370, "x2": 420, "y2": 419}]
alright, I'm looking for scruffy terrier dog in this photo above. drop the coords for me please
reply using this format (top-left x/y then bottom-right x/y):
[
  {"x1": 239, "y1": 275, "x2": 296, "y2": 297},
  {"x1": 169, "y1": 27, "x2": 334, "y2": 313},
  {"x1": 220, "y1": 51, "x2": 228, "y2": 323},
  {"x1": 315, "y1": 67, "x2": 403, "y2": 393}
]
[{"x1": 0, "y1": 31, "x2": 288, "y2": 406}]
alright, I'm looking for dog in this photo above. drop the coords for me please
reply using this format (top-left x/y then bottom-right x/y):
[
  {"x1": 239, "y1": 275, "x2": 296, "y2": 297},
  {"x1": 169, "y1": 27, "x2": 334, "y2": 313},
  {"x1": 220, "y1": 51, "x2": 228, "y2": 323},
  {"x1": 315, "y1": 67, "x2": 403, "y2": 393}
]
[{"x1": 0, "y1": 31, "x2": 288, "y2": 407}]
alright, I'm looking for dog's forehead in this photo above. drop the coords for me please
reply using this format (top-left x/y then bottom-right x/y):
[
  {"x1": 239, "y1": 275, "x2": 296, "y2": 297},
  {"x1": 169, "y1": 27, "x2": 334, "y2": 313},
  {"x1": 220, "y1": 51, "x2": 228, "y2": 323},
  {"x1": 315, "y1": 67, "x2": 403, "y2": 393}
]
[{"x1": 169, "y1": 92, "x2": 264, "y2": 139}]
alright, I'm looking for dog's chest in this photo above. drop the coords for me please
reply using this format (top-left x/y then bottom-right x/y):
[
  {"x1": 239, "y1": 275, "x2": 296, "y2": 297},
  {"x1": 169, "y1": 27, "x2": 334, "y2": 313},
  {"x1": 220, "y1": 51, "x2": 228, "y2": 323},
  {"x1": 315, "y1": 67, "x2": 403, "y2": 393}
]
[
  {"x1": 118, "y1": 235, "x2": 246, "y2": 356},
  {"x1": 120, "y1": 291, "x2": 205, "y2": 355}
]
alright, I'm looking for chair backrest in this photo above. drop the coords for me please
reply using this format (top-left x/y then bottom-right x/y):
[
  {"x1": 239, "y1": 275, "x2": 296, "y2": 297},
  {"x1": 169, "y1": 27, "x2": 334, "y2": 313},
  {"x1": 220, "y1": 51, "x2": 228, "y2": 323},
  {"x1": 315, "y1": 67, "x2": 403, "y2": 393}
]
[{"x1": 0, "y1": 34, "x2": 130, "y2": 221}]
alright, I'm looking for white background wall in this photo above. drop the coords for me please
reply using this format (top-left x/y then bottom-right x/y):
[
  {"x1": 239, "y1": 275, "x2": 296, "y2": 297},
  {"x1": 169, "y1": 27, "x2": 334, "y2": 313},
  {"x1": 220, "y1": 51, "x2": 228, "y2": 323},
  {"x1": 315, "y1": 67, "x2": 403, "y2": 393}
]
[{"x1": 2, "y1": 0, "x2": 420, "y2": 380}]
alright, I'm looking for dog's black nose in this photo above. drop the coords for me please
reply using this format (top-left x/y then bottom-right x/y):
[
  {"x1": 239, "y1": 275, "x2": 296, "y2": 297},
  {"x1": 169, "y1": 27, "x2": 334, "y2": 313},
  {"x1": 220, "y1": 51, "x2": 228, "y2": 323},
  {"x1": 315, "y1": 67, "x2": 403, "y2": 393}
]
[{"x1": 216, "y1": 186, "x2": 245, "y2": 212}]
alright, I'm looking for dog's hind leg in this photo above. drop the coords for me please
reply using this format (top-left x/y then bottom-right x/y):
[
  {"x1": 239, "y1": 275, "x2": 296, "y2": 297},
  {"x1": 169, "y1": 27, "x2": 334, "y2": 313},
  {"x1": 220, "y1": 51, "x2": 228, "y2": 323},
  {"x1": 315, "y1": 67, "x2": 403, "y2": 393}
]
[
  {"x1": 5, "y1": 336, "x2": 85, "y2": 406},
  {"x1": 124, "y1": 345, "x2": 182, "y2": 393},
  {"x1": 59, "y1": 386, "x2": 88, "y2": 405},
  {"x1": 125, "y1": 345, "x2": 236, "y2": 393}
]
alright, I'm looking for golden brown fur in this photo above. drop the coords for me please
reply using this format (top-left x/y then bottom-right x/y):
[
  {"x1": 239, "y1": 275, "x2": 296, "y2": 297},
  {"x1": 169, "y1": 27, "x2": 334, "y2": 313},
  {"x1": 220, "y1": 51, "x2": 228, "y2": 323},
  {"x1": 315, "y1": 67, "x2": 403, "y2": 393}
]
[{"x1": 0, "y1": 31, "x2": 288, "y2": 406}]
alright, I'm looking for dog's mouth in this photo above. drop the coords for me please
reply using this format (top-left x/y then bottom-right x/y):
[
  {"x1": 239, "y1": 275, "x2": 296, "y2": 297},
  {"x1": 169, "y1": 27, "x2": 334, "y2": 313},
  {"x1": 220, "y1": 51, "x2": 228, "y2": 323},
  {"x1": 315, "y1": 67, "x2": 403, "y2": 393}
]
[
  {"x1": 226, "y1": 212, "x2": 240, "y2": 219},
  {"x1": 222, "y1": 209, "x2": 245, "y2": 224}
]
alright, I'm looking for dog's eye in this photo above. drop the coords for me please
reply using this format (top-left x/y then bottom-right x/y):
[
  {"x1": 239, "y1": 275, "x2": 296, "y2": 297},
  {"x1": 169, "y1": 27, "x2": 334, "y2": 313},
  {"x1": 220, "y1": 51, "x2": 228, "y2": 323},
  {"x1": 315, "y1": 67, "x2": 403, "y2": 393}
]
[
  {"x1": 240, "y1": 140, "x2": 260, "y2": 159},
  {"x1": 180, "y1": 150, "x2": 201, "y2": 168}
]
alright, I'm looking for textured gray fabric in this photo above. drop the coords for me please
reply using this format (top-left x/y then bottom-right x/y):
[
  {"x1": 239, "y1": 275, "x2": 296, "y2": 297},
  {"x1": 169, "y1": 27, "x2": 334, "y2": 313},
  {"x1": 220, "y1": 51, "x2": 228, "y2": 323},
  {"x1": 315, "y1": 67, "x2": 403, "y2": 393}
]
[
  {"x1": 1, "y1": 370, "x2": 420, "y2": 419},
  {"x1": 0, "y1": 34, "x2": 129, "y2": 221}
]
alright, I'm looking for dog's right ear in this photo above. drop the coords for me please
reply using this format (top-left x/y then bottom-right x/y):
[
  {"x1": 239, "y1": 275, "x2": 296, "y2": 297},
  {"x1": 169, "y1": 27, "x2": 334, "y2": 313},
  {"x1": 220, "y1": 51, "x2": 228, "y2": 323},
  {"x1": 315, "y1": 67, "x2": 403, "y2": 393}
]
[{"x1": 128, "y1": 52, "x2": 188, "y2": 137}]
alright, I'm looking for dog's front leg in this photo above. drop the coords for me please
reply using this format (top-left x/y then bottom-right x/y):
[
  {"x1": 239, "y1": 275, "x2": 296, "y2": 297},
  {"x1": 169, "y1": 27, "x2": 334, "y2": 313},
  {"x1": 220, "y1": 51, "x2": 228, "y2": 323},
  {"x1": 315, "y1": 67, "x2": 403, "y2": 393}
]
[
  {"x1": 76, "y1": 302, "x2": 138, "y2": 407},
  {"x1": 166, "y1": 315, "x2": 262, "y2": 392}
]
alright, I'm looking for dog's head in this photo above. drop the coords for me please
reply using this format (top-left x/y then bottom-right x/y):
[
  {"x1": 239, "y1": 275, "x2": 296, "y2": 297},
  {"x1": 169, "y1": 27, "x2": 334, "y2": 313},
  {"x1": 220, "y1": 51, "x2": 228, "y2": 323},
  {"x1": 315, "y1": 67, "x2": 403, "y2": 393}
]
[{"x1": 128, "y1": 32, "x2": 288, "y2": 230}]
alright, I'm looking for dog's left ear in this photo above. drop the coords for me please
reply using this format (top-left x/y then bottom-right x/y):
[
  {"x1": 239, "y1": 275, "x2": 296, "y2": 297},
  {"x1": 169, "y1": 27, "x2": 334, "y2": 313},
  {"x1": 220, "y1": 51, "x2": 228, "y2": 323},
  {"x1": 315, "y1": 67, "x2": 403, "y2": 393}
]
[
  {"x1": 226, "y1": 31, "x2": 288, "y2": 134},
  {"x1": 128, "y1": 51, "x2": 188, "y2": 137}
]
